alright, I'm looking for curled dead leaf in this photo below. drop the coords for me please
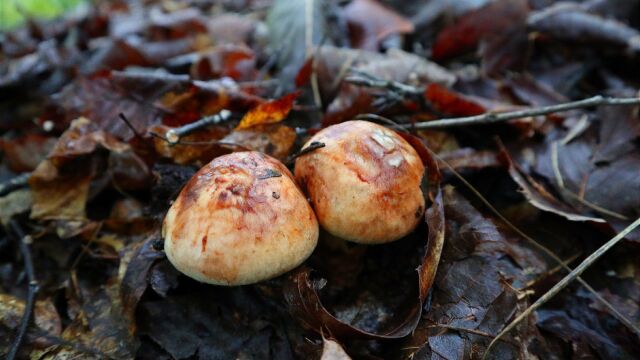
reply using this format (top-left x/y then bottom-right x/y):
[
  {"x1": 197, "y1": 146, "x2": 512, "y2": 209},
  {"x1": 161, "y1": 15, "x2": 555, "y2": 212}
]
[{"x1": 284, "y1": 134, "x2": 444, "y2": 339}]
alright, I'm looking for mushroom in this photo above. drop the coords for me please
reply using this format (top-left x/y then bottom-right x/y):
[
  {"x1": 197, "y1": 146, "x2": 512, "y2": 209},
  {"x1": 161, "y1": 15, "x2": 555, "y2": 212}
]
[
  {"x1": 294, "y1": 120, "x2": 425, "y2": 244},
  {"x1": 162, "y1": 151, "x2": 319, "y2": 285}
]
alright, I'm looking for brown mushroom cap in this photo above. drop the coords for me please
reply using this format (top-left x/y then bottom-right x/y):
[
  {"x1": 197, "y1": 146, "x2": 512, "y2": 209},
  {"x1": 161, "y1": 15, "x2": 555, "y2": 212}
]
[
  {"x1": 294, "y1": 121, "x2": 425, "y2": 244},
  {"x1": 163, "y1": 151, "x2": 319, "y2": 285}
]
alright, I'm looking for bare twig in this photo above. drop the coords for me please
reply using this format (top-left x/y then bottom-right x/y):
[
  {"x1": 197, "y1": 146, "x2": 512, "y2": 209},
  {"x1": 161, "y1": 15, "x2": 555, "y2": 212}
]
[
  {"x1": 346, "y1": 69, "x2": 429, "y2": 111},
  {"x1": 164, "y1": 110, "x2": 232, "y2": 145},
  {"x1": 7, "y1": 219, "x2": 39, "y2": 360},
  {"x1": 348, "y1": 72, "x2": 640, "y2": 130},
  {"x1": 482, "y1": 216, "x2": 640, "y2": 360},
  {"x1": 150, "y1": 131, "x2": 251, "y2": 152},
  {"x1": 345, "y1": 70, "x2": 423, "y2": 97},
  {"x1": 0, "y1": 173, "x2": 31, "y2": 197},
  {"x1": 405, "y1": 96, "x2": 640, "y2": 129},
  {"x1": 435, "y1": 154, "x2": 640, "y2": 339},
  {"x1": 118, "y1": 113, "x2": 143, "y2": 138}
]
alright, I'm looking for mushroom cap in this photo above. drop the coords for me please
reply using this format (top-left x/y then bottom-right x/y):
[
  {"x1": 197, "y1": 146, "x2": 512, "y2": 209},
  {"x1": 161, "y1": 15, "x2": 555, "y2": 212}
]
[
  {"x1": 294, "y1": 121, "x2": 425, "y2": 244},
  {"x1": 163, "y1": 151, "x2": 319, "y2": 285}
]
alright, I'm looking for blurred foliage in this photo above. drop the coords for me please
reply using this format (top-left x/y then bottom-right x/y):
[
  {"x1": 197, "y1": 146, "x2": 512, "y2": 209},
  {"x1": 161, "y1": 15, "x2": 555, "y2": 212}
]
[{"x1": 0, "y1": 0, "x2": 83, "y2": 30}]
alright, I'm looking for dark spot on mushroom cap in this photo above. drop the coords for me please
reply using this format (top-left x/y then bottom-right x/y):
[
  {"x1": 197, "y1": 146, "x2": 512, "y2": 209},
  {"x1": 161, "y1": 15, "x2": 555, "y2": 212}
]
[
  {"x1": 201, "y1": 235, "x2": 208, "y2": 252},
  {"x1": 272, "y1": 191, "x2": 280, "y2": 199}
]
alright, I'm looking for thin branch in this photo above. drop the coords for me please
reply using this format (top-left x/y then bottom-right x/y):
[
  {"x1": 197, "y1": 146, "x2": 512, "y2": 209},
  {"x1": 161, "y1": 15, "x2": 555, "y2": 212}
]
[
  {"x1": 150, "y1": 131, "x2": 251, "y2": 151},
  {"x1": 405, "y1": 96, "x2": 640, "y2": 129},
  {"x1": 0, "y1": 173, "x2": 31, "y2": 197},
  {"x1": 435, "y1": 154, "x2": 640, "y2": 339},
  {"x1": 348, "y1": 72, "x2": 640, "y2": 130},
  {"x1": 118, "y1": 113, "x2": 142, "y2": 138},
  {"x1": 7, "y1": 219, "x2": 39, "y2": 360},
  {"x1": 346, "y1": 69, "x2": 428, "y2": 111},
  {"x1": 482, "y1": 216, "x2": 640, "y2": 360},
  {"x1": 164, "y1": 110, "x2": 232, "y2": 145},
  {"x1": 345, "y1": 70, "x2": 423, "y2": 97}
]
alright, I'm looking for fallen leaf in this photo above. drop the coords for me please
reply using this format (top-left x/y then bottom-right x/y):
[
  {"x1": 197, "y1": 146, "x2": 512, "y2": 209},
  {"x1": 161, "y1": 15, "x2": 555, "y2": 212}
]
[
  {"x1": 236, "y1": 92, "x2": 299, "y2": 129},
  {"x1": 500, "y1": 145, "x2": 606, "y2": 223},
  {"x1": 432, "y1": 0, "x2": 529, "y2": 61},
  {"x1": 139, "y1": 287, "x2": 296, "y2": 359},
  {"x1": 0, "y1": 134, "x2": 56, "y2": 173},
  {"x1": 0, "y1": 189, "x2": 32, "y2": 226},
  {"x1": 527, "y1": 2, "x2": 640, "y2": 54},
  {"x1": 190, "y1": 44, "x2": 257, "y2": 81},
  {"x1": 222, "y1": 124, "x2": 297, "y2": 161},
  {"x1": 0, "y1": 294, "x2": 61, "y2": 353},
  {"x1": 399, "y1": 186, "x2": 550, "y2": 359},
  {"x1": 284, "y1": 135, "x2": 445, "y2": 339}
]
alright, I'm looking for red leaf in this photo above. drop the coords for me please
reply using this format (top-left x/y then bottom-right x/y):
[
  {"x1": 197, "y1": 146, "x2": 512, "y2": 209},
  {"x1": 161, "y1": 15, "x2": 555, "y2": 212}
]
[{"x1": 432, "y1": 0, "x2": 529, "y2": 61}]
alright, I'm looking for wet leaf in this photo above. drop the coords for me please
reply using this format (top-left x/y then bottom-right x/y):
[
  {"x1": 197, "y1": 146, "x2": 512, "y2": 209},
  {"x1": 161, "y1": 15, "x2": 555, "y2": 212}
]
[
  {"x1": 190, "y1": 44, "x2": 257, "y2": 81},
  {"x1": 500, "y1": 145, "x2": 606, "y2": 223},
  {"x1": 0, "y1": 294, "x2": 61, "y2": 353},
  {"x1": 528, "y1": 2, "x2": 640, "y2": 54},
  {"x1": 28, "y1": 117, "x2": 138, "y2": 220},
  {"x1": 323, "y1": 48, "x2": 456, "y2": 126},
  {"x1": 222, "y1": 124, "x2": 297, "y2": 161},
  {"x1": 236, "y1": 92, "x2": 299, "y2": 130},
  {"x1": 0, "y1": 134, "x2": 57, "y2": 173},
  {"x1": 50, "y1": 72, "x2": 176, "y2": 140},
  {"x1": 0, "y1": 189, "x2": 32, "y2": 226},
  {"x1": 121, "y1": 238, "x2": 166, "y2": 316},
  {"x1": 399, "y1": 186, "x2": 550, "y2": 359},
  {"x1": 139, "y1": 287, "x2": 295, "y2": 360},
  {"x1": 432, "y1": 0, "x2": 529, "y2": 61},
  {"x1": 4, "y1": 0, "x2": 640, "y2": 358}
]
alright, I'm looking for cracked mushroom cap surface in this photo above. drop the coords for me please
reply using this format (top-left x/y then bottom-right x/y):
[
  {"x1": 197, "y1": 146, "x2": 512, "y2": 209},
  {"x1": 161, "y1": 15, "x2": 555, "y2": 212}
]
[
  {"x1": 295, "y1": 121, "x2": 425, "y2": 244},
  {"x1": 163, "y1": 151, "x2": 319, "y2": 285}
]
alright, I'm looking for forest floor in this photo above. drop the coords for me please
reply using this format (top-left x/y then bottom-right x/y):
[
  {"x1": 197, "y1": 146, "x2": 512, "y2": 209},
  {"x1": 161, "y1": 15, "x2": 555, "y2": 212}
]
[{"x1": 0, "y1": 0, "x2": 639, "y2": 359}]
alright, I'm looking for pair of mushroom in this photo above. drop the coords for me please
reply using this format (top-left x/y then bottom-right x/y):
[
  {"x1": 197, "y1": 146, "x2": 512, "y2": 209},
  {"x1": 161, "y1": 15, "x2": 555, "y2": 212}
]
[{"x1": 162, "y1": 121, "x2": 425, "y2": 285}]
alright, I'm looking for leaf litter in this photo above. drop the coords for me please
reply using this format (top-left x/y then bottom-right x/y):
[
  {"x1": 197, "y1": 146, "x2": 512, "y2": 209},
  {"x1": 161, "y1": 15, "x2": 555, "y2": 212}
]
[{"x1": 1, "y1": 0, "x2": 639, "y2": 359}]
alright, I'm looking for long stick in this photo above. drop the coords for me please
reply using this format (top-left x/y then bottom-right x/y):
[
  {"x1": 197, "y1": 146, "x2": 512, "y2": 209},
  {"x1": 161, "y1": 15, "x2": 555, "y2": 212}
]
[
  {"x1": 482, "y1": 217, "x2": 640, "y2": 359},
  {"x1": 7, "y1": 220, "x2": 39, "y2": 360},
  {"x1": 348, "y1": 71, "x2": 640, "y2": 129},
  {"x1": 406, "y1": 96, "x2": 640, "y2": 129}
]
